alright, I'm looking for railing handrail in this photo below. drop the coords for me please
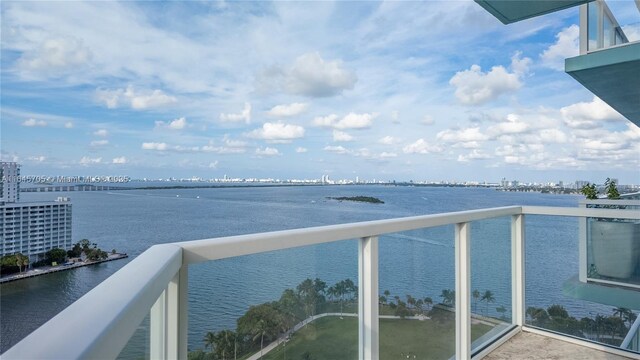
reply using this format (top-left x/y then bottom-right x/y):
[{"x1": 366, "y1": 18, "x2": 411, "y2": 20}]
[
  {"x1": 523, "y1": 205, "x2": 640, "y2": 219},
  {"x1": 2, "y1": 244, "x2": 183, "y2": 360},
  {"x1": 579, "y1": 199, "x2": 640, "y2": 206}
]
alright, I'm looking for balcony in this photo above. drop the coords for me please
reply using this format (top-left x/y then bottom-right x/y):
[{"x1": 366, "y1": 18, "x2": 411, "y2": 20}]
[
  {"x1": 565, "y1": 0, "x2": 640, "y2": 124},
  {"x1": 3, "y1": 205, "x2": 639, "y2": 359}
]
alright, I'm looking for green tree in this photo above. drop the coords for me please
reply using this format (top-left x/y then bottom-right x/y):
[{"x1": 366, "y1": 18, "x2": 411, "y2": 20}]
[
  {"x1": 547, "y1": 304, "x2": 569, "y2": 319},
  {"x1": 423, "y1": 297, "x2": 433, "y2": 311},
  {"x1": 480, "y1": 290, "x2": 495, "y2": 316},
  {"x1": 472, "y1": 290, "x2": 480, "y2": 313},
  {"x1": 439, "y1": 289, "x2": 455, "y2": 307},
  {"x1": 45, "y1": 248, "x2": 67, "y2": 264},
  {"x1": 580, "y1": 183, "x2": 598, "y2": 200},
  {"x1": 604, "y1": 178, "x2": 620, "y2": 199},
  {"x1": 237, "y1": 303, "x2": 281, "y2": 352},
  {"x1": 496, "y1": 305, "x2": 507, "y2": 320},
  {"x1": 214, "y1": 330, "x2": 236, "y2": 360},
  {"x1": 203, "y1": 331, "x2": 216, "y2": 353},
  {"x1": 14, "y1": 253, "x2": 29, "y2": 273}
]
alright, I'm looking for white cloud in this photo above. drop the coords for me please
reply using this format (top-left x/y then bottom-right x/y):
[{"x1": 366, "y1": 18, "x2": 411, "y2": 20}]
[
  {"x1": 17, "y1": 37, "x2": 92, "y2": 74},
  {"x1": 112, "y1": 156, "x2": 128, "y2": 164},
  {"x1": 379, "y1": 152, "x2": 397, "y2": 158},
  {"x1": 246, "y1": 122, "x2": 305, "y2": 143},
  {"x1": 208, "y1": 161, "x2": 219, "y2": 169},
  {"x1": 267, "y1": 103, "x2": 308, "y2": 117},
  {"x1": 255, "y1": 147, "x2": 281, "y2": 157},
  {"x1": 93, "y1": 129, "x2": 109, "y2": 137},
  {"x1": 259, "y1": 52, "x2": 357, "y2": 97},
  {"x1": 336, "y1": 113, "x2": 375, "y2": 129},
  {"x1": 540, "y1": 25, "x2": 579, "y2": 71},
  {"x1": 560, "y1": 96, "x2": 626, "y2": 129},
  {"x1": 421, "y1": 115, "x2": 435, "y2": 126},
  {"x1": 403, "y1": 139, "x2": 442, "y2": 154},
  {"x1": 314, "y1": 112, "x2": 376, "y2": 130},
  {"x1": 313, "y1": 114, "x2": 339, "y2": 127},
  {"x1": 449, "y1": 52, "x2": 529, "y2": 105},
  {"x1": 80, "y1": 156, "x2": 102, "y2": 165},
  {"x1": 64, "y1": 122, "x2": 74, "y2": 129},
  {"x1": 333, "y1": 130, "x2": 354, "y2": 142},
  {"x1": 457, "y1": 150, "x2": 491, "y2": 162},
  {"x1": 22, "y1": 118, "x2": 47, "y2": 127},
  {"x1": 487, "y1": 114, "x2": 530, "y2": 137},
  {"x1": 155, "y1": 117, "x2": 187, "y2": 130},
  {"x1": 142, "y1": 142, "x2": 168, "y2": 151},
  {"x1": 90, "y1": 139, "x2": 109, "y2": 147},
  {"x1": 26, "y1": 155, "x2": 46, "y2": 162},
  {"x1": 96, "y1": 85, "x2": 177, "y2": 110},
  {"x1": 378, "y1": 136, "x2": 400, "y2": 145},
  {"x1": 324, "y1": 145, "x2": 350, "y2": 154},
  {"x1": 295, "y1": 147, "x2": 308, "y2": 153},
  {"x1": 539, "y1": 129, "x2": 567, "y2": 143},
  {"x1": 220, "y1": 103, "x2": 251, "y2": 124},
  {"x1": 436, "y1": 127, "x2": 488, "y2": 147}
]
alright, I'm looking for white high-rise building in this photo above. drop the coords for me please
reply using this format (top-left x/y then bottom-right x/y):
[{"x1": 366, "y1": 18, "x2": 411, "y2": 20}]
[
  {"x1": 0, "y1": 162, "x2": 73, "y2": 262},
  {"x1": 1, "y1": 162, "x2": 20, "y2": 203}
]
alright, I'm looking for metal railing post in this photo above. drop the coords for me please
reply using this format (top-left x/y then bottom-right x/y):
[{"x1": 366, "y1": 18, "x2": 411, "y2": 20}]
[
  {"x1": 359, "y1": 236, "x2": 379, "y2": 360},
  {"x1": 511, "y1": 214, "x2": 525, "y2": 327},
  {"x1": 150, "y1": 290, "x2": 168, "y2": 359},
  {"x1": 455, "y1": 222, "x2": 471, "y2": 359},
  {"x1": 179, "y1": 266, "x2": 189, "y2": 360}
]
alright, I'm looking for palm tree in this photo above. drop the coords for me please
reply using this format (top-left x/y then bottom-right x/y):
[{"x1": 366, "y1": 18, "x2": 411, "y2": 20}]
[
  {"x1": 424, "y1": 297, "x2": 433, "y2": 311},
  {"x1": 203, "y1": 331, "x2": 216, "y2": 353},
  {"x1": 252, "y1": 319, "x2": 269, "y2": 359},
  {"x1": 480, "y1": 290, "x2": 495, "y2": 316},
  {"x1": 215, "y1": 330, "x2": 235, "y2": 360},
  {"x1": 472, "y1": 290, "x2": 480, "y2": 313}
]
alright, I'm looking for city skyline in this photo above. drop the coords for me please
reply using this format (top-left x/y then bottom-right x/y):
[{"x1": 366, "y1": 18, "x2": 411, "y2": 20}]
[{"x1": 2, "y1": 1, "x2": 640, "y2": 183}]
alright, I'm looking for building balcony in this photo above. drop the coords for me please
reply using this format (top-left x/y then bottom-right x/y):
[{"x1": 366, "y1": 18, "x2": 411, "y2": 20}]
[{"x1": 3, "y1": 205, "x2": 639, "y2": 359}]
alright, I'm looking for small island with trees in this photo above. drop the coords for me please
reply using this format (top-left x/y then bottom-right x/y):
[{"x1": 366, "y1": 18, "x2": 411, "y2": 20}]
[
  {"x1": 0, "y1": 239, "x2": 127, "y2": 284},
  {"x1": 326, "y1": 196, "x2": 384, "y2": 204}
]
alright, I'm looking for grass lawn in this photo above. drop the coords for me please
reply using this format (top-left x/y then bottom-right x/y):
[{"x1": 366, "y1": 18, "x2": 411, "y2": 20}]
[{"x1": 262, "y1": 312, "x2": 493, "y2": 360}]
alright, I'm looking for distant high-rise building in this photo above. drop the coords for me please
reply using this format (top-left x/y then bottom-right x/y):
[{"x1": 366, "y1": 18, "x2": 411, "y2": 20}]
[
  {"x1": 0, "y1": 162, "x2": 73, "y2": 262},
  {"x1": 575, "y1": 180, "x2": 589, "y2": 189},
  {"x1": 1, "y1": 162, "x2": 20, "y2": 203}
]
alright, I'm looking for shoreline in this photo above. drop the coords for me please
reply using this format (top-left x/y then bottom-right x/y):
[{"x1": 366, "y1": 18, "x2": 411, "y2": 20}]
[{"x1": 0, "y1": 253, "x2": 129, "y2": 284}]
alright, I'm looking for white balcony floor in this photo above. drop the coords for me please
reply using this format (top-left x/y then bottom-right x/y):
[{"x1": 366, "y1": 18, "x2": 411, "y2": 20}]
[{"x1": 485, "y1": 332, "x2": 633, "y2": 359}]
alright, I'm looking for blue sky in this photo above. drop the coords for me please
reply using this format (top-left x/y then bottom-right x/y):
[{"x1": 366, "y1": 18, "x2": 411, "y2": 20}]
[{"x1": 1, "y1": 1, "x2": 639, "y2": 184}]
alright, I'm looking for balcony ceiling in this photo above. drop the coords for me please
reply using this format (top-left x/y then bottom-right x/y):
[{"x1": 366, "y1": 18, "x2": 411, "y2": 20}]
[
  {"x1": 565, "y1": 42, "x2": 640, "y2": 126},
  {"x1": 475, "y1": 0, "x2": 593, "y2": 24}
]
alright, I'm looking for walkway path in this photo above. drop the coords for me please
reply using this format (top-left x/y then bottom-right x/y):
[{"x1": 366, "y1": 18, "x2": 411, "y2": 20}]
[{"x1": 0, "y1": 253, "x2": 128, "y2": 284}]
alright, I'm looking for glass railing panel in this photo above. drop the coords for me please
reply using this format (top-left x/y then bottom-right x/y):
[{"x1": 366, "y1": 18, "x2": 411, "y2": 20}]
[
  {"x1": 470, "y1": 217, "x2": 513, "y2": 353},
  {"x1": 117, "y1": 312, "x2": 150, "y2": 360},
  {"x1": 188, "y1": 240, "x2": 358, "y2": 360},
  {"x1": 379, "y1": 225, "x2": 457, "y2": 360},
  {"x1": 585, "y1": 202, "x2": 640, "y2": 288},
  {"x1": 525, "y1": 215, "x2": 640, "y2": 356},
  {"x1": 588, "y1": 1, "x2": 599, "y2": 51}
]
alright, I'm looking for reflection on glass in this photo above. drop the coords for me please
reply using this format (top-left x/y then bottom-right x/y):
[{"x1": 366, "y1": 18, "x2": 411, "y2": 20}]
[{"x1": 588, "y1": 1, "x2": 599, "y2": 51}]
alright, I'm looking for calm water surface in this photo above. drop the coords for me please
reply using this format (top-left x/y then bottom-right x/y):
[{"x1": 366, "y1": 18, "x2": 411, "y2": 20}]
[{"x1": 0, "y1": 186, "x2": 591, "y2": 354}]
